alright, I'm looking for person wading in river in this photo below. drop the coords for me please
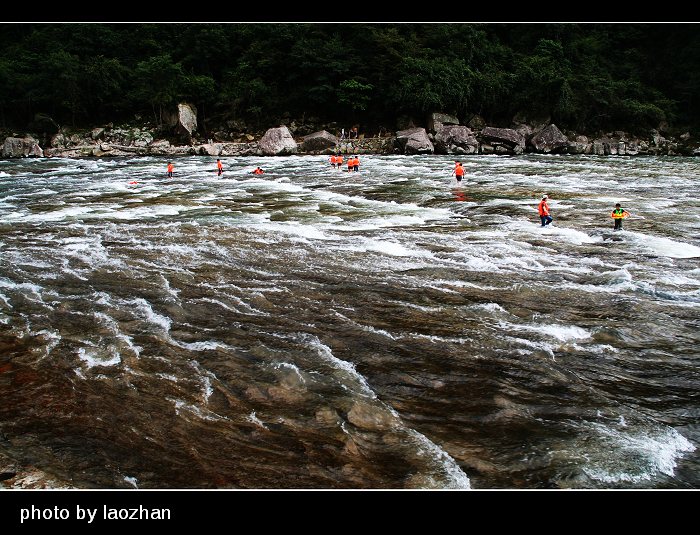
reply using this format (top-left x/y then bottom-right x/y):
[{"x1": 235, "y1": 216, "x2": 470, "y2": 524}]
[
  {"x1": 611, "y1": 203, "x2": 630, "y2": 230},
  {"x1": 166, "y1": 162, "x2": 173, "y2": 178},
  {"x1": 538, "y1": 194, "x2": 552, "y2": 226},
  {"x1": 453, "y1": 162, "x2": 465, "y2": 183},
  {"x1": 217, "y1": 158, "x2": 223, "y2": 176}
]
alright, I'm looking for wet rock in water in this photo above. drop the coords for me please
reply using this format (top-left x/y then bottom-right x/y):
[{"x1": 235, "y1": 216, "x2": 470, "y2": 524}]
[
  {"x1": 529, "y1": 124, "x2": 568, "y2": 153},
  {"x1": 176, "y1": 102, "x2": 198, "y2": 142},
  {"x1": 434, "y1": 125, "x2": 478, "y2": 154},
  {"x1": 395, "y1": 127, "x2": 434, "y2": 154},
  {"x1": 258, "y1": 126, "x2": 298, "y2": 156},
  {"x1": 347, "y1": 400, "x2": 397, "y2": 431},
  {"x1": 2, "y1": 136, "x2": 44, "y2": 158},
  {"x1": 302, "y1": 130, "x2": 339, "y2": 152}
]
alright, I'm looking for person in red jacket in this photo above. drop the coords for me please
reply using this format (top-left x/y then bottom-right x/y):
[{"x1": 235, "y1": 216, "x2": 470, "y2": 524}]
[
  {"x1": 217, "y1": 158, "x2": 223, "y2": 176},
  {"x1": 538, "y1": 194, "x2": 552, "y2": 226},
  {"x1": 453, "y1": 162, "x2": 465, "y2": 183},
  {"x1": 166, "y1": 162, "x2": 174, "y2": 178},
  {"x1": 252, "y1": 167, "x2": 264, "y2": 175}
]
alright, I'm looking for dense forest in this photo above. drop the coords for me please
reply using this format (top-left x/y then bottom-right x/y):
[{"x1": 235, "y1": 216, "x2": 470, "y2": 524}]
[{"x1": 0, "y1": 23, "x2": 698, "y2": 135}]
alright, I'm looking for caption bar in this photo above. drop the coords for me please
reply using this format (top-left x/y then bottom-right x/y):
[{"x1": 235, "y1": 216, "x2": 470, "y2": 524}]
[{"x1": 20, "y1": 505, "x2": 171, "y2": 523}]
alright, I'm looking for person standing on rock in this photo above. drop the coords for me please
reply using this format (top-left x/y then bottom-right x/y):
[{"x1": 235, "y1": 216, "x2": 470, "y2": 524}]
[
  {"x1": 217, "y1": 158, "x2": 223, "y2": 176},
  {"x1": 167, "y1": 162, "x2": 174, "y2": 178},
  {"x1": 538, "y1": 194, "x2": 553, "y2": 226},
  {"x1": 452, "y1": 162, "x2": 465, "y2": 183}
]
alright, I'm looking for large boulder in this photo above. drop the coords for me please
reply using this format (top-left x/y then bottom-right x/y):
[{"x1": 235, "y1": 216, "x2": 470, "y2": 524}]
[
  {"x1": 530, "y1": 124, "x2": 568, "y2": 153},
  {"x1": 480, "y1": 127, "x2": 525, "y2": 151},
  {"x1": 176, "y1": 102, "x2": 197, "y2": 141},
  {"x1": 427, "y1": 112, "x2": 459, "y2": 133},
  {"x1": 2, "y1": 137, "x2": 43, "y2": 158},
  {"x1": 302, "y1": 130, "x2": 338, "y2": 152},
  {"x1": 395, "y1": 127, "x2": 434, "y2": 154},
  {"x1": 259, "y1": 126, "x2": 298, "y2": 155},
  {"x1": 434, "y1": 125, "x2": 478, "y2": 155},
  {"x1": 566, "y1": 135, "x2": 591, "y2": 155}
]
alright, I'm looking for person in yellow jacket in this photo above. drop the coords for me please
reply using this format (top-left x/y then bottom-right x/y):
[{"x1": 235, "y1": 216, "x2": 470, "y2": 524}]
[{"x1": 611, "y1": 203, "x2": 630, "y2": 230}]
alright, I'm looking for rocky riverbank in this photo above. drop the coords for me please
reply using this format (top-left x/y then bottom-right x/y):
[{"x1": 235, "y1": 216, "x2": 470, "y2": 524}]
[{"x1": 2, "y1": 106, "x2": 699, "y2": 160}]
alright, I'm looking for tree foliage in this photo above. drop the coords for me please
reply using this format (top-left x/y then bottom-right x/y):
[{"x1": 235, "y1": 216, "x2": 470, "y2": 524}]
[{"x1": 0, "y1": 23, "x2": 698, "y2": 133}]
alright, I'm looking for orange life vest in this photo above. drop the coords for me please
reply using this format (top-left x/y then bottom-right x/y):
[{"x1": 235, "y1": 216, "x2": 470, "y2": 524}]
[
  {"x1": 455, "y1": 165, "x2": 464, "y2": 176},
  {"x1": 253, "y1": 168, "x2": 264, "y2": 175},
  {"x1": 538, "y1": 200, "x2": 550, "y2": 216}
]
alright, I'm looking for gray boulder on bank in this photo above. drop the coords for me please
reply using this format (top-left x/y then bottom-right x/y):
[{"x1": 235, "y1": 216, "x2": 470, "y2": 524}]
[
  {"x1": 395, "y1": 127, "x2": 434, "y2": 154},
  {"x1": 480, "y1": 127, "x2": 526, "y2": 151},
  {"x1": 566, "y1": 135, "x2": 591, "y2": 155},
  {"x1": 2, "y1": 137, "x2": 43, "y2": 158},
  {"x1": 434, "y1": 125, "x2": 478, "y2": 155},
  {"x1": 427, "y1": 112, "x2": 459, "y2": 133},
  {"x1": 259, "y1": 126, "x2": 298, "y2": 156},
  {"x1": 530, "y1": 124, "x2": 568, "y2": 153},
  {"x1": 176, "y1": 102, "x2": 197, "y2": 141},
  {"x1": 302, "y1": 130, "x2": 338, "y2": 152}
]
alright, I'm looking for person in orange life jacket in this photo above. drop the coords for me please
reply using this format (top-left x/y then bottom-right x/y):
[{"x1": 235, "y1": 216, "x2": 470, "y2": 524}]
[
  {"x1": 252, "y1": 166, "x2": 264, "y2": 175},
  {"x1": 167, "y1": 162, "x2": 173, "y2": 178},
  {"x1": 330, "y1": 155, "x2": 338, "y2": 168},
  {"x1": 347, "y1": 156, "x2": 354, "y2": 172},
  {"x1": 611, "y1": 203, "x2": 630, "y2": 230},
  {"x1": 217, "y1": 159, "x2": 223, "y2": 176},
  {"x1": 538, "y1": 194, "x2": 552, "y2": 226},
  {"x1": 336, "y1": 154, "x2": 343, "y2": 169},
  {"x1": 352, "y1": 155, "x2": 360, "y2": 172},
  {"x1": 453, "y1": 161, "x2": 465, "y2": 182}
]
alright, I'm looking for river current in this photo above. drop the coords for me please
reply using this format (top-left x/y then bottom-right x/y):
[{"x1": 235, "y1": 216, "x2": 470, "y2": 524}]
[{"x1": 1, "y1": 154, "x2": 698, "y2": 488}]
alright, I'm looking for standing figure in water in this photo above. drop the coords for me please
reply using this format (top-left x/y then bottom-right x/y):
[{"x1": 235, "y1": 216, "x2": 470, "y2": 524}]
[
  {"x1": 611, "y1": 203, "x2": 630, "y2": 230},
  {"x1": 538, "y1": 194, "x2": 552, "y2": 226},
  {"x1": 167, "y1": 162, "x2": 174, "y2": 178},
  {"x1": 217, "y1": 158, "x2": 224, "y2": 176},
  {"x1": 453, "y1": 161, "x2": 465, "y2": 183}
]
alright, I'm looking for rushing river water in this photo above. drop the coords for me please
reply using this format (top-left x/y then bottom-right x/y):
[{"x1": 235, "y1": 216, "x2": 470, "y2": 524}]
[{"x1": 0, "y1": 154, "x2": 699, "y2": 489}]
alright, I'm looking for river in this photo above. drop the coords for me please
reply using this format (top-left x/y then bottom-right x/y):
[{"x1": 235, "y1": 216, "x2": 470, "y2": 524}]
[{"x1": 0, "y1": 154, "x2": 698, "y2": 488}]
